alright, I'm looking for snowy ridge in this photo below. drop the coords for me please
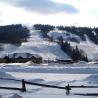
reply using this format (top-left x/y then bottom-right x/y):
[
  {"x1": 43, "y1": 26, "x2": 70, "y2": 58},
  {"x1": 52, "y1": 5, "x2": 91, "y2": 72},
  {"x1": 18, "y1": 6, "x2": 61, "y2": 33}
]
[
  {"x1": 0, "y1": 29, "x2": 70, "y2": 60},
  {"x1": 0, "y1": 28, "x2": 98, "y2": 61},
  {"x1": 47, "y1": 29, "x2": 98, "y2": 60},
  {"x1": 48, "y1": 28, "x2": 81, "y2": 42}
]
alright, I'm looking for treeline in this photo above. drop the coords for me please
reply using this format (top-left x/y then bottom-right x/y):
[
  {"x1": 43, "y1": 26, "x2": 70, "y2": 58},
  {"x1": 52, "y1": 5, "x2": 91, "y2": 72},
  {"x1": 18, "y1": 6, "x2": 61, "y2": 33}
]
[
  {"x1": 0, "y1": 55, "x2": 42, "y2": 64},
  {"x1": 60, "y1": 41, "x2": 88, "y2": 62},
  {"x1": 34, "y1": 24, "x2": 55, "y2": 38},
  {"x1": 57, "y1": 36, "x2": 88, "y2": 62},
  {"x1": 34, "y1": 24, "x2": 88, "y2": 62},
  {"x1": 57, "y1": 26, "x2": 98, "y2": 44},
  {"x1": 34, "y1": 24, "x2": 98, "y2": 45},
  {"x1": 0, "y1": 24, "x2": 30, "y2": 44}
]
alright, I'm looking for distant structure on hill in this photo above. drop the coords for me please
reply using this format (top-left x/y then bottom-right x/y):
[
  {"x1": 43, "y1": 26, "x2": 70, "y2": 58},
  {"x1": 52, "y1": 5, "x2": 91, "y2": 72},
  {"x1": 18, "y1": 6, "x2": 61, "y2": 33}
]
[{"x1": 0, "y1": 52, "x2": 42, "y2": 64}]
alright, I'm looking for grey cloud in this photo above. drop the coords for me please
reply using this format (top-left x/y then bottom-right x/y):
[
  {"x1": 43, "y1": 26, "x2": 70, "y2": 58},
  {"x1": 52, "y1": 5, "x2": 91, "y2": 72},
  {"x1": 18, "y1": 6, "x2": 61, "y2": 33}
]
[{"x1": 2, "y1": 0, "x2": 79, "y2": 14}]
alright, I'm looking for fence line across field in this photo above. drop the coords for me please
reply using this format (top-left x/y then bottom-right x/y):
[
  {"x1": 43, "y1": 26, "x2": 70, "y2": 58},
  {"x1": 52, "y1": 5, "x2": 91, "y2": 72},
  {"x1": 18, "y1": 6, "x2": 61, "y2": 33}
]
[{"x1": 0, "y1": 78, "x2": 98, "y2": 95}]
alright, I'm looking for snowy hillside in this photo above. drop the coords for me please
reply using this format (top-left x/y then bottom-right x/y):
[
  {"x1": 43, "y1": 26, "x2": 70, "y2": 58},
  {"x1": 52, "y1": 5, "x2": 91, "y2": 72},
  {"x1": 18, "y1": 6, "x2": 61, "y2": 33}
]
[
  {"x1": 48, "y1": 28, "x2": 81, "y2": 42},
  {"x1": 70, "y1": 35, "x2": 98, "y2": 60},
  {"x1": 0, "y1": 29, "x2": 70, "y2": 60},
  {"x1": 0, "y1": 27, "x2": 98, "y2": 61},
  {"x1": 47, "y1": 28, "x2": 98, "y2": 60}
]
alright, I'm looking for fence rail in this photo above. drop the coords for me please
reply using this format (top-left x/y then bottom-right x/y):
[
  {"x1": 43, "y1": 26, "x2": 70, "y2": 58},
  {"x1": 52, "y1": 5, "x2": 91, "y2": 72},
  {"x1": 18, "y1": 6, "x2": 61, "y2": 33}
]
[
  {"x1": 0, "y1": 78, "x2": 98, "y2": 95},
  {"x1": 0, "y1": 87, "x2": 22, "y2": 91},
  {"x1": 71, "y1": 85, "x2": 98, "y2": 88}
]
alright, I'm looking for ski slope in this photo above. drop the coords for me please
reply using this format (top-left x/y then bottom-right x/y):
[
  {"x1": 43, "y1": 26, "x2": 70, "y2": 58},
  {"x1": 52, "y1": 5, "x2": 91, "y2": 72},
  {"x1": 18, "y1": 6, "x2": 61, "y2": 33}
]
[
  {"x1": 48, "y1": 29, "x2": 98, "y2": 60},
  {"x1": 0, "y1": 28, "x2": 98, "y2": 61},
  {"x1": 0, "y1": 29, "x2": 70, "y2": 60},
  {"x1": 70, "y1": 35, "x2": 98, "y2": 60}
]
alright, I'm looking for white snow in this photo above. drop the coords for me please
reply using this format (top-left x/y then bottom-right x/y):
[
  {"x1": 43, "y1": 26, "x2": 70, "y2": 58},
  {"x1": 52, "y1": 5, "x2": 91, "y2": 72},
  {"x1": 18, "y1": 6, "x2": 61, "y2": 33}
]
[
  {"x1": 48, "y1": 29, "x2": 80, "y2": 42},
  {"x1": 84, "y1": 74, "x2": 98, "y2": 84},
  {"x1": 70, "y1": 40, "x2": 98, "y2": 60},
  {"x1": 0, "y1": 28, "x2": 98, "y2": 61},
  {"x1": 92, "y1": 31, "x2": 97, "y2": 36},
  {"x1": 0, "y1": 64, "x2": 97, "y2": 98},
  {"x1": 1, "y1": 63, "x2": 98, "y2": 74},
  {"x1": 17, "y1": 29, "x2": 70, "y2": 60},
  {"x1": 48, "y1": 30, "x2": 98, "y2": 60},
  {"x1": 0, "y1": 29, "x2": 70, "y2": 60},
  {"x1": 0, "y1": 28, "x2": 97, "y2": 98},
  {"x1": 0, "y1": 70, "x2": 13, "y2": 78},
  {"x1": 9, "y1": 94, "x2": 23, "y2": 98}
]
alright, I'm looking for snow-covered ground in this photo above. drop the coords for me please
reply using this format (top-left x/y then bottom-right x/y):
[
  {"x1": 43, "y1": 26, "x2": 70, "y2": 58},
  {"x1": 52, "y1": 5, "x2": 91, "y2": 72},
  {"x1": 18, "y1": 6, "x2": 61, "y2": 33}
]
[
  {"x1": 0, "y1": 28, "x2": 98, "y2": 98},
  {"x1": 0, "y1": 63, "x2": 97, "y2": 98}
]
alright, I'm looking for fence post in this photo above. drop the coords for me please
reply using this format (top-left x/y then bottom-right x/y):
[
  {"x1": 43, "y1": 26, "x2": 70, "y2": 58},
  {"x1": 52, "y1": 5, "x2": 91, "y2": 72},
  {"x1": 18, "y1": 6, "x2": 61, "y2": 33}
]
[
  {"x1": 21, "y1": 79, "x2": 26, "y2": 92},
  {"x1": 66, "y1": 84, "x2": 71, "y2": 95}
]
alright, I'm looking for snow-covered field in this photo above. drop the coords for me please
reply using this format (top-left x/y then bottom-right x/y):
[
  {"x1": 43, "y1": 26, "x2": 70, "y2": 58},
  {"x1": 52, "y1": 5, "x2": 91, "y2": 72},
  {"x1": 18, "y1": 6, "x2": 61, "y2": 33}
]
[
  {"x1": 0, "y1": 63, "x2": 97, "y2": 98},
  {"x1": 0, "y1": 28, "x2": 98, "y2": 98}
]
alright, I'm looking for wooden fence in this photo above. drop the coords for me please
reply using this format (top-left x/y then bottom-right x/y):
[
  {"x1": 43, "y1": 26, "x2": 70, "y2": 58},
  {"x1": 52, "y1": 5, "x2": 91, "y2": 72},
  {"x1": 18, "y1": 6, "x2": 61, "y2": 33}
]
[{"x1": 0, "y1": 78, "x2": 98, "y2": 95}]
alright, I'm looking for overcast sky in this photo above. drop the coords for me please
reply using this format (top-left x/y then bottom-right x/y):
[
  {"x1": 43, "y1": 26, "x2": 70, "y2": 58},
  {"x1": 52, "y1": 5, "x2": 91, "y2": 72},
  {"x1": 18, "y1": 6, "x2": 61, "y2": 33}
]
[{"x1": 0, "y1": 0, "x2": 98, "y2": 27}]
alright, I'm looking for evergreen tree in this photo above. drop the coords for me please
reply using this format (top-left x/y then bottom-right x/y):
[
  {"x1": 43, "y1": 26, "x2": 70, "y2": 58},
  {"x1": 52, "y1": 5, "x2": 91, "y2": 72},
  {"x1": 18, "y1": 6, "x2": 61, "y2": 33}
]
[
  {"x1": 60, "y1": 42, "x2": 88, "y2": 62},
  {"x1": 57, "y1": 36, "x2": 63, "y2": 44}
]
